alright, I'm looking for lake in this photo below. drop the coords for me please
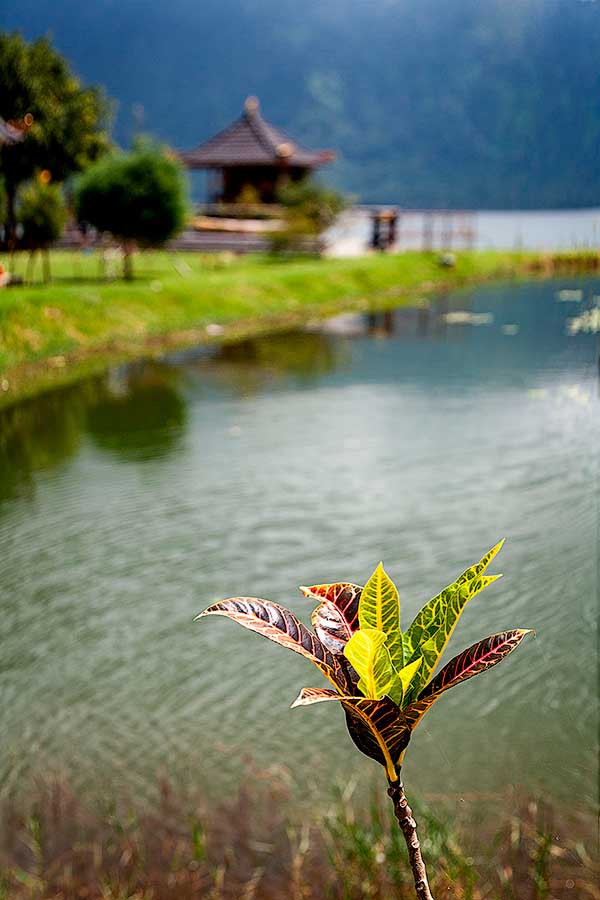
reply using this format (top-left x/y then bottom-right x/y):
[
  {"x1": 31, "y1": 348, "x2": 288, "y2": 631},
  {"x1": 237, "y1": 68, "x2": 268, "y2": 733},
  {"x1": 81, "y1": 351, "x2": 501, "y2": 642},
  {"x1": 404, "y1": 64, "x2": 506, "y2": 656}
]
[
  {"x1": 0, "y1": 277, "x2": 597, "y2": 821},
  {"x1": 327, "y1": 207, "x2": 600, "y2": 255}
]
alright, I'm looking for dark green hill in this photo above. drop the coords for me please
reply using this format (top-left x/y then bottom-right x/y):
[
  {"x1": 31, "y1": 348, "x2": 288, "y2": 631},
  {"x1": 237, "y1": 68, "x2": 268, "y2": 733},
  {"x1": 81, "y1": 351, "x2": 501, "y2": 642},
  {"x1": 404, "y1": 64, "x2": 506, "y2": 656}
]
[{"x1": 3, "y1": 0, "x2": 599, "y2": 207}]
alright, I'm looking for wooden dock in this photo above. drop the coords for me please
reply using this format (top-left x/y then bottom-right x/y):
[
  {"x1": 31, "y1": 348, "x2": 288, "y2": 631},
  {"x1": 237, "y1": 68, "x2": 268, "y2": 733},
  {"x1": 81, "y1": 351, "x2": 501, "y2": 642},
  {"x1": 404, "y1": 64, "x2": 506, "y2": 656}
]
[{"x1": 364, "y1": 207, "x2": 477, "y2": 252}]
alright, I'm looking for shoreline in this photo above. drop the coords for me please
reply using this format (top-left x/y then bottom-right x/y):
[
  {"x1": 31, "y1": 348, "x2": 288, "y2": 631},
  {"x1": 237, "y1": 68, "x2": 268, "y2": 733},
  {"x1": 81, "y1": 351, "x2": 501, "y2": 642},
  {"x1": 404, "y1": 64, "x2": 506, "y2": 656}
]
[
  {"x1": 1, "y1": 773, "x2": 595, "y2": 898},
  {"x1": 0, "y1": 249, "x2": 598, "y2": 411}
]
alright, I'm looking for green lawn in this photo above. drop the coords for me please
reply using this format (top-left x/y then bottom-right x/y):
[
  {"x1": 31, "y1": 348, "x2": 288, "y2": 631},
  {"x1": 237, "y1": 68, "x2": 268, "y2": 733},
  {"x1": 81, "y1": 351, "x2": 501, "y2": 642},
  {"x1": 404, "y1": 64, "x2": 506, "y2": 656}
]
[{"x1": 0, "y1": 247, "x2": 596, "y2": 407}]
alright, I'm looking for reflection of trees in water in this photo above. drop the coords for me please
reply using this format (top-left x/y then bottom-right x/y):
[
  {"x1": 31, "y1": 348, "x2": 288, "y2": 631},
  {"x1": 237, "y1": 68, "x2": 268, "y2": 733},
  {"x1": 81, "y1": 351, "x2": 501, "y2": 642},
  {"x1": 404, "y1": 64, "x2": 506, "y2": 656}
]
[
  {"x1": 0, "y1": 332, "x2": 341, "y2": 497},
  {"x1": 0, "y1": 331, "x2": 336, "y2": 499},
  {"x1": 0, "y1": 364, "x2": 187, "y2": 500},
  {"x1": 0, "y1": 382, "x2": 97, "y2": 502},
  {"x1": 201, "y1": 330, "x2": 345, "y2": 396},
  {"x1": 85, "y1": 363, "x2": 187, "y2": 461},
  {"x1": 365, "y1": 304, "x2": 439, "y2": 339}
]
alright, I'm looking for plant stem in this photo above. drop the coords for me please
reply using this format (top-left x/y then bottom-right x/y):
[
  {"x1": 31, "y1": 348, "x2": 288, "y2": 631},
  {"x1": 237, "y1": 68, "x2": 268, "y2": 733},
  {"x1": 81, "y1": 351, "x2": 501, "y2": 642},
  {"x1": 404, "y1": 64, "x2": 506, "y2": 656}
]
[{"x1": 387, "y1": 779, "x2": 434, "y2": 900}]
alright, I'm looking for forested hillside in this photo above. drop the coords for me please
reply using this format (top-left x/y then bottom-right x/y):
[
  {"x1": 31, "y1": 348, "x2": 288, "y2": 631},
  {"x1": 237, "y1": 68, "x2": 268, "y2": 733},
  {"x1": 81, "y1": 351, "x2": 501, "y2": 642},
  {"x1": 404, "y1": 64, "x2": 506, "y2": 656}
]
[{"x1": 3, "y1": 0, "x2": 599, "y2": 207}]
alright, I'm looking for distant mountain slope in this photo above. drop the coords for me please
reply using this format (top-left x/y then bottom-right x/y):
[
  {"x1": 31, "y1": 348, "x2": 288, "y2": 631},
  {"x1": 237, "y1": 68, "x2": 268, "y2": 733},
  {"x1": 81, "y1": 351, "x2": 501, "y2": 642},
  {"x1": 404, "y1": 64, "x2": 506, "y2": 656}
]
[{"x1": 3, "y1": 0, "x2": 599, "y2": 207}]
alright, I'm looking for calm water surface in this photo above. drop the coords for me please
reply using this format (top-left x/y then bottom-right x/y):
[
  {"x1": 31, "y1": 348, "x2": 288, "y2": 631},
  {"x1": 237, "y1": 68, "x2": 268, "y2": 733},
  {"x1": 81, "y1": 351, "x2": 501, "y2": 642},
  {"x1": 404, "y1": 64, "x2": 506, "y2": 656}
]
[
  {"x1": 0, "y1": 278, "x2": 598, "y2": 816},
  {"x1": 327, "y1": 207, "x2": 600, "y2": 254}
]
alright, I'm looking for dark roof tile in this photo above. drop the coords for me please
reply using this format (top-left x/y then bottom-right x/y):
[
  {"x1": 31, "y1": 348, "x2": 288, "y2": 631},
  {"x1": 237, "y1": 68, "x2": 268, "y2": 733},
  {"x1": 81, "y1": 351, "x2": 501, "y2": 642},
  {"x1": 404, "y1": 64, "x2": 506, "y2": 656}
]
[{"x1": 180, "y1": 98, "x2": 334, "y2": 169}]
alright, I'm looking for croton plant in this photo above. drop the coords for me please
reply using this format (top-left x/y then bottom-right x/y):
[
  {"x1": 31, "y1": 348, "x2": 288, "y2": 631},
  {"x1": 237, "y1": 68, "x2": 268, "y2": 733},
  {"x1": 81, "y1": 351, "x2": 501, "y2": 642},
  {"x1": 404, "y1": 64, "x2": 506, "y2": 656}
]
[{"x1": 198, "y1": 540, "x2": 531, "y2": 899}]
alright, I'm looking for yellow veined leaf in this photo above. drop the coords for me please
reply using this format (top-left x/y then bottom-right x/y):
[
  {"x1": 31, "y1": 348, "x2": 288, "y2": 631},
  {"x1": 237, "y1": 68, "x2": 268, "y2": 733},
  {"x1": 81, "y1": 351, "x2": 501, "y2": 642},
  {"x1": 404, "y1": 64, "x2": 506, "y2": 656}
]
[
  {"x1": 402, "y1": 540, "x2": 504, "y2": 693},
  {"x1": 343, "y1": 628, "x2": 394, "y2": 699},
  {"x1": 342, "y1": 696, "x2": 413, "y2": 781},
  {"x1": 387, "y1": 655, "x2": 423, "y2": 707},
  {"x1": 290, "y1": 687, "x2": 412, "y2": 782},
  {"x1": 358, "y1": 563, "x2": 404, "y2": 671}
]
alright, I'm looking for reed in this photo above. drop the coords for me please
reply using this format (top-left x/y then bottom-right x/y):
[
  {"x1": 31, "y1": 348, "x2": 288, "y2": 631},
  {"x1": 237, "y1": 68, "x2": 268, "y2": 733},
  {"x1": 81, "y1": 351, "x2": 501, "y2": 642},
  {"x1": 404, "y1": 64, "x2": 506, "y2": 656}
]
[{"x1": 0, "y1": 773, "x2": 595, "y2": 899}]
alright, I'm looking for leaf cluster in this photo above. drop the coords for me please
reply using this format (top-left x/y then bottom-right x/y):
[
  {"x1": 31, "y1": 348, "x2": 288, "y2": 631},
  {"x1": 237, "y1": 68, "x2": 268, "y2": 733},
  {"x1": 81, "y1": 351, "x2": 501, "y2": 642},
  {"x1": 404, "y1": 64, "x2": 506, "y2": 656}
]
[
  {"x1": 200, "y1": 542, "x2": 530, "y2": 782},
  {"x1": 17, "y1": 179, "x2": 67, "y2": 248},
  {"x1": 75, "y1": 140, "x2": 188, "y2": 247},
  {"x1": 271, "y1": 177, "x2": 346, "y2": 251},
  {"x1": 0, "y1": 32, "x2": 111, "y2": 192}
]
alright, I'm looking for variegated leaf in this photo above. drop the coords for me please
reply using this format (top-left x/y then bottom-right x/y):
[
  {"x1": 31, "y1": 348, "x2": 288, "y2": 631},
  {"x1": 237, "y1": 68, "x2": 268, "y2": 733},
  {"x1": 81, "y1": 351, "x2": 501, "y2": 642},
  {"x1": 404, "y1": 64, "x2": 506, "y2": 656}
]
[
  {"x1": 342, "y1": 696, "x2": 412, "y2": 782},
  {"x1": 312, "y1": 600, "x2": 354, "y2": 654},
  {"x1": 359, "y1": 563, "x2": 404, "y2": 671},
  {"x1": 290, "y1": 687, "x2": 344, "y2": 707},
  {"x1": 391, "y1": 655, "x2": 424, "y2": 707},
  {"x1": 291, "y1": 687, "x2": 411, "y2": 781},
  {"x1": 197, "y1": 597, "x2": 355, "y2": 693},
  {"x1": 300, "y1": 582, "x2": 361, "y2": 633},
  {"x1": 403, "y1": 629, "x2": 531, "y2": 732},
  {"x1": 344, "y1": 628, "x2": 394, "y2": 699},
  {"x1": 403, "y1": 540, "x2": 504, "y2": 693}
]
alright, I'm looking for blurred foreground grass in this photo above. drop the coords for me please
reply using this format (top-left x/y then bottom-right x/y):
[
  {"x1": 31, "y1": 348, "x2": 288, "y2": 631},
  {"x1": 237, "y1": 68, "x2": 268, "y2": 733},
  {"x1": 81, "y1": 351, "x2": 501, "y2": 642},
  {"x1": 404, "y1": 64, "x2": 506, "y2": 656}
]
[
  {"x1": 0, "y1": 770, "x2": 596, "y2": 899},
  {"x1": 1, "y1": 248, "x2": 598, "y2": 408}
]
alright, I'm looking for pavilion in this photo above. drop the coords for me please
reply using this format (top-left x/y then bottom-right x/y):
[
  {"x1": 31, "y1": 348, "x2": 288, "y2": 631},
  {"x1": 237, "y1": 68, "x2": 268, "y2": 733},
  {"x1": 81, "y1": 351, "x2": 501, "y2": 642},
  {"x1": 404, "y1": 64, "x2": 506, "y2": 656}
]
[{"x1": 180, "y1": 97, "x2": 335, "y2": 204}]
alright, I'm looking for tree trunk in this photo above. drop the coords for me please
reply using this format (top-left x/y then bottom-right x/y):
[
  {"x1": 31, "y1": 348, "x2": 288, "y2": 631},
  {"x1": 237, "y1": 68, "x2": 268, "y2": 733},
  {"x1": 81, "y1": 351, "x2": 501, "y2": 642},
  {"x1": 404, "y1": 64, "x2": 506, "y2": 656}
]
[
  {"x1": 123, "y1": 241, "x2": 134, "y2": 280},
  {"x1": 42, "y1": 248, "x2": 52, "y2": 284},
  {"x1": 98, "y1": 248, "x2": 106, "y2": 282},
  {"x1": 387, "y1": 779, "x2": 434, "y2": 900},
  {"x1": 26, "y1": 250, "x2": 37, "y2": 285},
  {"x1": 5, "y1": 182, "x2": 17, "y2": 252}
]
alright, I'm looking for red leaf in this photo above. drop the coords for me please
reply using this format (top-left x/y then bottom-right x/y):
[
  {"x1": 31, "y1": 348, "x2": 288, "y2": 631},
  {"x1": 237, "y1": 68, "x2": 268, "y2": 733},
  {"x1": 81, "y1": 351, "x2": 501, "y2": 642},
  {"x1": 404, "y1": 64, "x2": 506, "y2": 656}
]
[
  {"x1": 300, "y1": 582, "x2": 361, "y2": 633},
  {"x1": 198, "y1": 597, "x2": 356, "y2": 692}
]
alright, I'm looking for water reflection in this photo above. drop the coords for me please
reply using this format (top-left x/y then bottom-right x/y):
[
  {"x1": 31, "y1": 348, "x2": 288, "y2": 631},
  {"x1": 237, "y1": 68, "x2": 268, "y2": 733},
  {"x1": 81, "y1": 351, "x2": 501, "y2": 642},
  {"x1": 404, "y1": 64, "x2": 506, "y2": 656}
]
[
  {"x1": 0, "y1": 385, "x2": 91, "y2": 502},
  {"x1": 185, "y1": 330, "x2": 346, "y2": 396},
  {"x1": 0, "y1": 333, "x2": 344, "y2": 496},
  {"x1": 0, "y1": 363, "x2": 188, "y2": 498},
  {"x1": 86, "y1": 363, "x2": 186, "y2": 461}
]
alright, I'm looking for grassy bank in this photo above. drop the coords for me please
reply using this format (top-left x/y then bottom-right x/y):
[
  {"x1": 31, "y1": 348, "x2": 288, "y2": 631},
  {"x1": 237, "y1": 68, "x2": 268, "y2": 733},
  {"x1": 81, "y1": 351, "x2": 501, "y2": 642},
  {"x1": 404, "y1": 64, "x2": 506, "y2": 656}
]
[
  {"x1": 0, "y1": 773, "x2": 596, "y2": 899},
  {"x1": 0, "y1": 248, "x2": 598, "y2": 409}
]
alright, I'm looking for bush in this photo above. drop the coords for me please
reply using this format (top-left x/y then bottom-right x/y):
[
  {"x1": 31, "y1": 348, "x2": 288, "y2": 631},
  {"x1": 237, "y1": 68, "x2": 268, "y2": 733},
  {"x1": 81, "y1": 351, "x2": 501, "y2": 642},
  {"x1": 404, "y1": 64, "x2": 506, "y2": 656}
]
[
  {"x1": 75, "y1": 140, "x2": 187, "y2": 278},
  {"x1": 271, "y1": 177, "x2": 346, "y2": 253},
  {"x1": 18, "y1": 179, "x2": 67, "y2": 248},
  {"x1": 17, "y1": 179, "x2": 67, "y2": 282}
]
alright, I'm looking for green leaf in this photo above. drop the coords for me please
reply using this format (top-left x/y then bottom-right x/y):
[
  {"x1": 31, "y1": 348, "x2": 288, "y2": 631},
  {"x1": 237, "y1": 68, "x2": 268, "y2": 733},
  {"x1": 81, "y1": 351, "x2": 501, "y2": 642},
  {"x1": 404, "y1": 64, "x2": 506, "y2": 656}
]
[
  {"x1": 197, "y1": 597, "x2": 356, "y2": 693},
  {"x1": 403, "y1": 540, "x2": 504, "y2": 693},
  {"x1": 387, "y1": 656, "x2": 424, "y2": 707},
  {"x1": 403, "y1": 629, "x2": 531, "y2": 733},
  {"x1": 343, "y1": 628, "x2": 394, "y2": 699},
  {"x1": 358, "y1": 563, "x2": 404, "y2": 671}
]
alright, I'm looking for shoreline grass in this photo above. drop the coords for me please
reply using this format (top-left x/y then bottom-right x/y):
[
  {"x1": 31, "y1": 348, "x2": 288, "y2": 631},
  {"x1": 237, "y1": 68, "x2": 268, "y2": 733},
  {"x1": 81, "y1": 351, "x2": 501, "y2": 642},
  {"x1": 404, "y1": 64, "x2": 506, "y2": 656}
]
[
  {"x1": 0, "y1": 248, "x2": 598, "y2": 410},
  {"x1": 0, "y1": 772, "x2": 596, "y2": 899}
]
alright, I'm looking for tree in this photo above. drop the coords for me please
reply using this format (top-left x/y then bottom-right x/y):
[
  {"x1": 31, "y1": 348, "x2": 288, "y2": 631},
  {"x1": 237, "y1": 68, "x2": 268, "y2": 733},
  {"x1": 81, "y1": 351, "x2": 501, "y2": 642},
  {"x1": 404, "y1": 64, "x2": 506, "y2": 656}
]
[
  {"x1": 0, "y1": 176, "x2": 6, "y2": 236},
  {"x1": 0, "y1": 32, "x2": 111, "y2": 242},
  {"x1": 74, "y1": 141, "x2": 187, "y2": 279},
  {"x1": 198, "y1": 541, "x2": 531, "y2": 900},
  {"x1": 17, "y1": 178, "x2": 67, "y2": 283},
  {"x1": 271, "y1": 177, "x2": 346, "y2": 252}
]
